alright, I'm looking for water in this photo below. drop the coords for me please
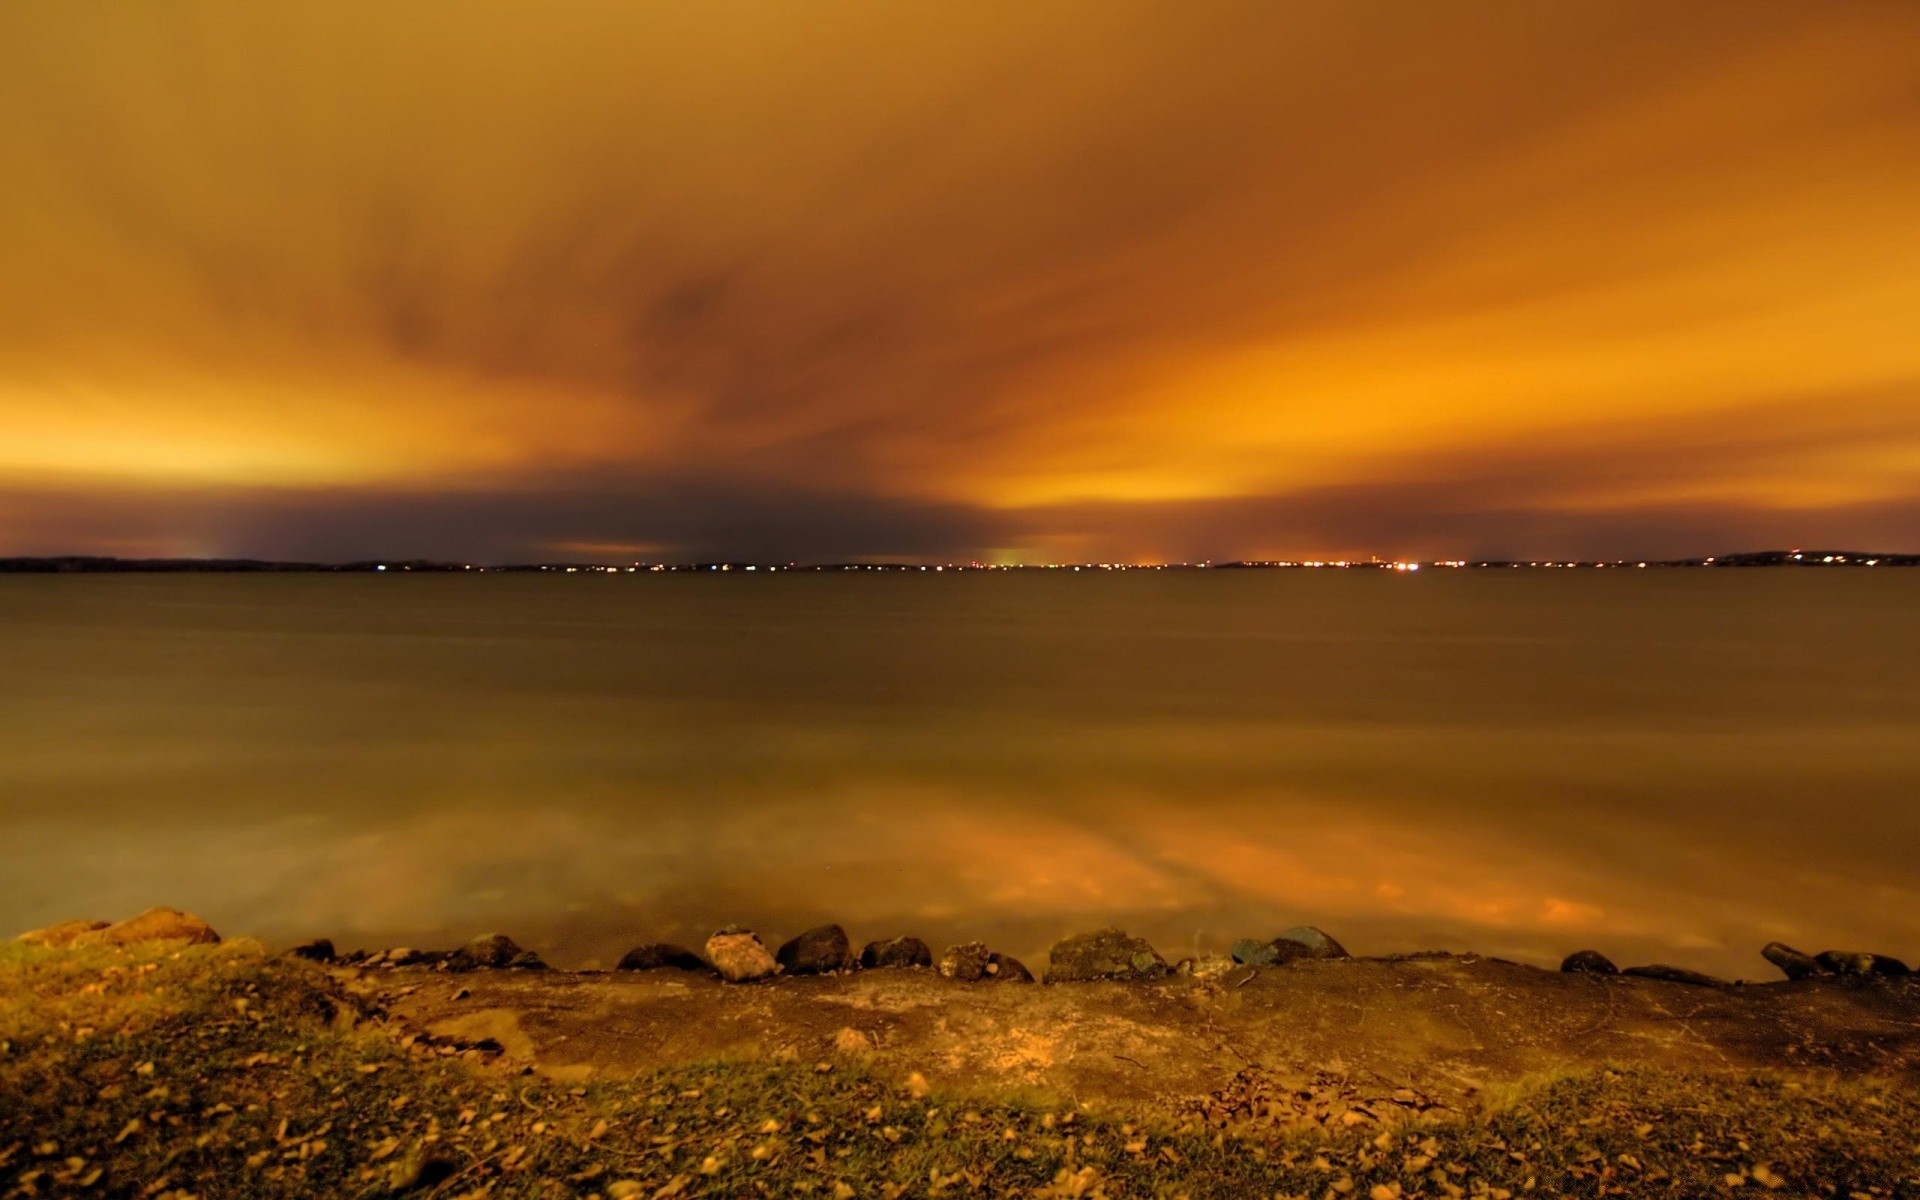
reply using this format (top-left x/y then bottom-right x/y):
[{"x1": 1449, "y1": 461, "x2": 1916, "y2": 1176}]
[{"x1": 3, "y1": 571, "x2": 1916, "y2": 977}]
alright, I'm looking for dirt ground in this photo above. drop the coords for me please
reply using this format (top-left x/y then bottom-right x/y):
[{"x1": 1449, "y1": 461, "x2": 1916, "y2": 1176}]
[{"x1": 362, "y1": 954, "x2": 1920, "y2": 1125}]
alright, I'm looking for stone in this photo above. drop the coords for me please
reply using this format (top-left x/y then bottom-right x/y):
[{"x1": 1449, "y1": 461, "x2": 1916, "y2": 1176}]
[
  {"x1": 448, "y1": 934, "x2": 526, "y2": 971},
  {"x1": 13, "y1": 919, "x2": 109, "y2": 947},
  {"x1": 506, "y1": 950, "x2": 548, "y2": 970},
  {"x1": 1042, "y1": 928, "x2": 1168, "y2": 983},
  {"x1": 1761, "y1": 942, "x2": 1826, "y2": 981},
  {"x1": 74, "y1": 907, "x2": 220, "y2": 947},
  {"x1": 1231, "y1": 937, "x2": 1312, "y2": 968},
  {"x1": 1176, "y1": 954, "x2": 1238, "y2": 981},
  {"x1": 705, "y1": 927, "x2": 779, "y2": 982},
  {"x1": 776, "y1": 924, "x2": 854, "y2": 975},
  {"x1": 1816, "y1": 950, "x2": 1908, "y2": 977},
  {"x1": 1817, "y1": 950, "x2": 1871, "y2": 976},
  {"x1": 860, "y1": 936, "x2": 933, "y2": 969},
  {"x1": 377, "y1": 947, "x2": 444, "y2": 968},
  {"x1": 985, "y1": 952, "x2": 1034, "y2": 982},
  {"x1": 832, "y1": 1027, "x2": 874, "y2": 1055},
  {"x1": 1560, "y1": 950, "x2": 1618, "y2": 975},
  {"x1": 288, "y1": 938, "x2": 336, "y2": 963},
  {"x1": 938, "y1": 941, "x2": 993, "y2": 982},
  {"x1": 616, "y1": 943, "x2": 709, "y2": 972},
  {"x1": 1276, "y1": 926, "x2": 1349, "y2": 959},
  {"x1": 1622, "y1": 964, "x2": 1725, "y2": 987}
]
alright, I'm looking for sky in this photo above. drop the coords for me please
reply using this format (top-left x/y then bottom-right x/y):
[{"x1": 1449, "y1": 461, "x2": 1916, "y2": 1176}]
[{"x1": 2, "y1": 1, "x2": 1919, "y2": 564}]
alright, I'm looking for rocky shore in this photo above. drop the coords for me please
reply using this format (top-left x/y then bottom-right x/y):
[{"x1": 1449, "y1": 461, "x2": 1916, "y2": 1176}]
[
  {"x1": 16, "y1": 905, "x2": 1914, "y2": 992},
  {"x1": 8, "y1": 907, "x2": 1920, "y2": 1197}
]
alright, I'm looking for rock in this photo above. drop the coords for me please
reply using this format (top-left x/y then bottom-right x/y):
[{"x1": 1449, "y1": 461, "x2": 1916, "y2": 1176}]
[
  {"x1": 376, "y1": 947, "x2": 446, "y2": 968},
  {"x1": 860, "y1": 936, "x2": 933, "y2": 969},
  {"x1": 832, "y1": 1027, "x2": 874, "y2": 1055},
  {"x1": 985, "y1": 952, "x2": 1034, "y2": 982},
  {"x1": 1228, "y1": 938, "x2": 1268, "y2": 965},
  {"x1": 506, "y1": 950, "x2": 548, "y2": 970},
  {"x1": 1231, "y1": 937, "x2": 1312, "y2": 968},
  {"x1": 1622, "y1": 964, "x2": 1725, "y2": 987},
  {"x1": 705, "y1": 926, "x2": 779, "y2": 982},
  {"x1": 776, "y1": 924, "x2": 854, "y2": 975},
  {"x1": 1042, "y1": 928, "x2": 1168, "y2": 983},
  {"x1": 1560, "y1": 950, "x2": 1618, "y2": 975},
  {"x1": 74, "y1": 907, "x2": 220, "y2": 947},
  {"x1": 1276, "y1": 926, "x2": 1349, "y2": 959},
  {"x1": 288, "y1": 938, "x2": 336, "y2": 963},
  {"x1": 1761, "y1": 942, "x2": 1827, "y2": 981},
  {"x1": 616, "y1": 943, "x2": 709, "y2": 972},
  {"x1": 1177, "y1": 954, "x2": 1238, "y2": 981},
  {"x1": 448, "y1": 934, "x2": 526, "y2": 971},
  {"x1": 1816, "y1": 950, "x2": 1908, "y2": 977},
  {"x1": 13, "y1": 919, "x2": 109, "y2": 947},
  {"x1": 1817, "y1": 950, "x2": 1869, "y2": 975},
  {"x1": 938, "y1": 941, "x2": 994, "y2": 982}
]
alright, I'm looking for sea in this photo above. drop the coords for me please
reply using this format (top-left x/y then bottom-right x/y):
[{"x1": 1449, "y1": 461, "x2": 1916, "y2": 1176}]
[{"x1": 3, "y1": 569, "x2": 1915, "y2": 978}]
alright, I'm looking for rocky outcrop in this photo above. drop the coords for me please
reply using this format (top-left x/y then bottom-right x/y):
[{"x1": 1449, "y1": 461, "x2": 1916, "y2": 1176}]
[
  {"x1": 1623, "y1": 964, "x2": 1725, "y2": 987},
  {"x1": 617, "y1": 943, "x2": 709, "y2": 972},
  {"x1": 1560, "y1": 950, "x2": 1618, "y2": 975},
  {"x1": 73, "y1": 908, "x2": 221, "y2": 947},
  {"x1": 860, "y1": 936, "x2": 933, "y2": 969},
  {"x1": 776, "y1": 924, "x2": 853, "y2": 975},
  {"x1": 13, "y1": 919, "x2": 109, "y2": 947},
  {"x1": 938, "y1": 941, "x2": 994, "y2": 981},
  {"x1": 1761, "y1": 942, "x2": 1826, "y2": 981},
  {"x1": 1043, "y1": 928, "x2": 1168, "y2": 983},
  {"x1": 985, "y1": 952, "x2": 1034, "y2": 982},
  {"x1": 706, "y1": 927, "x2": 779, "y2": 982}
]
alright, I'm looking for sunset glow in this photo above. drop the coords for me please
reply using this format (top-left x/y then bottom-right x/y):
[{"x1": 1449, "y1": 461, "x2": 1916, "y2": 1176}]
[{"x1": 4, "y1": 2, "x2": 1919, "y2": 562}]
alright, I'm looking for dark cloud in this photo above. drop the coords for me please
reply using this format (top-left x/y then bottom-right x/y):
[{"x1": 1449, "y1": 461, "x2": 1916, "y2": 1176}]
[{"x1": 0, "y1": 474, "x2": 1007, "y2": 565}]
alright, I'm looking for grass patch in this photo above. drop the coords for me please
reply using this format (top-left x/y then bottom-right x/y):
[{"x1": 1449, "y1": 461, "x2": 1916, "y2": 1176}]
[{"x1": 3, "y1": 943, "x2": 1917, "y2": 1198}]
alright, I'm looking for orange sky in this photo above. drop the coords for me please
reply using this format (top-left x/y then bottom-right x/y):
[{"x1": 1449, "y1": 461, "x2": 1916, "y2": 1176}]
[{"x1": 2, "y1": 1, "x2": 1918, "y2": 562}]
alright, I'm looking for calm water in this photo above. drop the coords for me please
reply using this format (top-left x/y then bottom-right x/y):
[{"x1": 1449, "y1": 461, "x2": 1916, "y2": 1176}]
[{"x1": 3, "y1": 571, "x2": 1916, "y2": 977}]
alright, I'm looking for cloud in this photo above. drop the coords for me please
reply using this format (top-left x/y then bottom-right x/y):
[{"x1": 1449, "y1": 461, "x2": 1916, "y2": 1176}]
[{"x1": 2, "y1": 2, "x2": 1919, "y2": 557}]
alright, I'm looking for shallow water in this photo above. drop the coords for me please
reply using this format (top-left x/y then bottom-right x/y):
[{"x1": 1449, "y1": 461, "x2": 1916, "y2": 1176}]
[{"x1": 2, "y1": 571, "x2": 1916, "y2": 977}]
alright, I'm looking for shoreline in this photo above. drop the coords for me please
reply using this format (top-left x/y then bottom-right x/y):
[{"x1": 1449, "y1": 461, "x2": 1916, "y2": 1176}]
[
  {"x1": 7, "y1": 914, "x2": 1920, "y2": 1197},
  {"x1": 21, "y1": 908, "x2": 1916, "y2": 992},
  {"x1": 24, "y1": 907, "x2": 1920, "y2": 999}
]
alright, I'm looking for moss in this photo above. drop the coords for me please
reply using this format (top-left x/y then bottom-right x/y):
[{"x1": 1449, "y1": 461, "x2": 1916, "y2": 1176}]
[{"x1": 3, "y1": 942, "x2": 1917, "y2": 1198}]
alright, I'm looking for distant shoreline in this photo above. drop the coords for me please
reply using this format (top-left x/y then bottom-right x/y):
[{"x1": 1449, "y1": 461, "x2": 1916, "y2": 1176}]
[{"x1": 3, "y1": 548, "x2": 1916, "y2": 573}]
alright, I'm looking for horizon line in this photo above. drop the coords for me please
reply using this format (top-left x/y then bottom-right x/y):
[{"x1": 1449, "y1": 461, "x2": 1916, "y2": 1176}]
[{"x1": 3, "y1": 549, "x2": 1917, "y2": 574}]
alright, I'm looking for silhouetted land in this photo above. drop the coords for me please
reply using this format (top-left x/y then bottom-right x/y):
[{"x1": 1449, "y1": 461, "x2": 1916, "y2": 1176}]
[{"x1": 2, "y1": 549, "x2": 1915, "y2": 572}]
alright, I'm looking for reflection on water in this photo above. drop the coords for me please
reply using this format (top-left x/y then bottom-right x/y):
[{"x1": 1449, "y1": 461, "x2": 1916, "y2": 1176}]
[{"x1": 3, "y1": 571, "x2": 1916, "y2": 977}]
